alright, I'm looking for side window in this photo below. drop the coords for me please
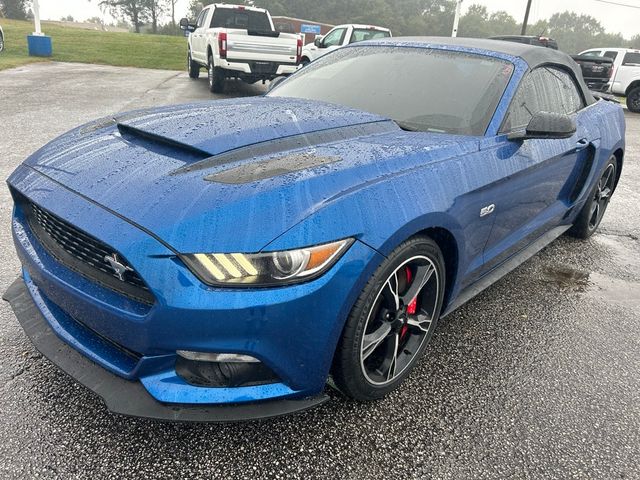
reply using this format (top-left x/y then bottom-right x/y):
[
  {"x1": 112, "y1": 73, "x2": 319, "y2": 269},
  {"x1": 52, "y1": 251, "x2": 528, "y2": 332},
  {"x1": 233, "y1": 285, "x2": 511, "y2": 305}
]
[
  {"x1": 581, "y1": 50, "x2": 602, "y2": 57},
  {"x1": 322, "y1": 28, "x2": 347, "y2": 48},
  {"x1": 502, "y1": 67, "x2": 584, "y2": 132},
  {"x1": 502, "y1": 73, "x2": 539, "y2": 131},
  {"x1": 349, "y1": 29, "x2": 390, "y2": 44},
  {"x1": 548, "y1": 68, "x2": 585, "y2": 114},
  {"x1": 622, "y1": 52, "x2": 640, "y2": 65},
  {"x1": 196, "y1": 9, "x2": 208, "y2": 28},
  {"x1": 604, "y1": 51, "x2": 619, "y2": 60}
]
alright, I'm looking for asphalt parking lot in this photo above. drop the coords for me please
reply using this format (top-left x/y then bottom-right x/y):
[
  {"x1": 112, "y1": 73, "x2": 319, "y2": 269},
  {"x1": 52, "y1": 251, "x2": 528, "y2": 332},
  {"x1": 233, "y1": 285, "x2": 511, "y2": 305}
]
[{"x1": 0, "y1": 63, "x2": 638, "y2": 480}]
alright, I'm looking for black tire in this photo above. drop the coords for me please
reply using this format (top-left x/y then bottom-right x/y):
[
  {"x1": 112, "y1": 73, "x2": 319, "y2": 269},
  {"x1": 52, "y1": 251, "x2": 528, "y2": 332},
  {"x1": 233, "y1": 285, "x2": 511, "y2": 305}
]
[
  {"x1": 332, "y1": 236, "x2": 445, "y2": 401},
  {"x1": 300, "y1": 57, "x2": 310, "y2": 67},
  {"x1": 627, "y1": 86, "x2": 640, "y2": 113},
  {"x1": 187, "y1": 50, "x2": 199, "y2": 79},
  {"x1": 0, "y1": 33, "x2": 4, "y2": 54},
  {"x1": 568, "y1": 156, "x2": 617, "y2": 239},
  {"x1": 208, "y1": 54, "x2": 225, "y2": 93}
]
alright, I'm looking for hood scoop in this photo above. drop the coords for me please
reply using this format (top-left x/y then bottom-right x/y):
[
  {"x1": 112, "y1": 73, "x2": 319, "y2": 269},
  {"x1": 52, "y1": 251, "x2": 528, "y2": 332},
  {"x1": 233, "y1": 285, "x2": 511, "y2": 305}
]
[{"x1": 117, "y1": 123, "x2": 211, "y2": 160}]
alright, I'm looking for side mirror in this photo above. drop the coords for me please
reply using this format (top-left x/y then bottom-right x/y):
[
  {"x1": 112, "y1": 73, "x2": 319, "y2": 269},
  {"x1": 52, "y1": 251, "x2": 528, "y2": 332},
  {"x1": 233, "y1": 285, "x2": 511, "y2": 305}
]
[
  {"x1": 268, "y1": 76, "x2": 286, "y2": 92},
  {"x1": 508, "y1": 112, "x2": 576, "y2": 141},
  {"x1": 179, "y1": 17, "x2": 196, "y2": 32},
  {"x1": 314, "y1": 35, "x2": 324, "y2": 48}
]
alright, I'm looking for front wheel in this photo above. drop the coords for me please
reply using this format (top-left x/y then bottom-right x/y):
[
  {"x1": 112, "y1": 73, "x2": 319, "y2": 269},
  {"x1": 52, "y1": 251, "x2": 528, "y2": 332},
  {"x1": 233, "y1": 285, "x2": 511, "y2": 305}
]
[
  {"x1": 627, "y1": 87, "x2": 640, "y2": 113},
  {"x1": 568, "y1": 156, "x2": 617, "y2": 239},
  {"x1": 332, "y1": 236, "x2": 445, "y2": 401},
  {"x1": 187, "y1": 50, "x2": 199, "y2": 79},
  {"x1": 208, "y1": 55, "x2": 225, "y2": 93},
  {"x1": 0, "y1": 33, "x2": 4, "y2": 54}
]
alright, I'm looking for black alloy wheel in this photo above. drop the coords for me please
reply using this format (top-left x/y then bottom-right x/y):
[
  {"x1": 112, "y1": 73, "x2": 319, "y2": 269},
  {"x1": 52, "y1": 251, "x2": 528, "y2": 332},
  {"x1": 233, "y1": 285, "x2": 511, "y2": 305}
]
[
  {"x1": 332, "y1": 236, "x2": 445, "y2": 400},
  {"x1": 568, "y1": 156, "x2": 618, "y2": 239}
]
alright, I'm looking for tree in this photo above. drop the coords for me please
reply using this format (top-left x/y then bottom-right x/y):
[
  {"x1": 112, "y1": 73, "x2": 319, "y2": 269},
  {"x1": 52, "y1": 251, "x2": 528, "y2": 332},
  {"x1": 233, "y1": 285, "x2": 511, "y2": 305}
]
[
  {"x1": 166, "y1": 0, "x2": 178, "y2": 28},
  {"x1": 97, "y1": 0, "x2": 148, "y2": 33},
  {"x1": 545, "y1": 11, "x2": 605, "y2": 53},
  {"x1": 458, "y1": 4, "x2": 490, "y2": 38},
  {"x1": 0, "y1": 0, "x2": 29, "y2": 20},
  {"x1": 630, "y1": 34, "x2": 640, "y2": 49},
  {"x1": 145, "y1": 0, "x2": 163, "y2": 33},
  {"x1": 61, "y1": 15, "x2": 75, "y2": 22},
  {"x1": 86, "y1": 15, "x2": 104, "y2": 25}
]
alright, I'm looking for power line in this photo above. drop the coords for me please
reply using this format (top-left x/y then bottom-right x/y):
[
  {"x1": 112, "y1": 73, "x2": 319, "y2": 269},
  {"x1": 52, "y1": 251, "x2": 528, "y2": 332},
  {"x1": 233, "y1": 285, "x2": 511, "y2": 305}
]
[{"x1": 592, "y1": 0, "x2": 640, "y2": 9}]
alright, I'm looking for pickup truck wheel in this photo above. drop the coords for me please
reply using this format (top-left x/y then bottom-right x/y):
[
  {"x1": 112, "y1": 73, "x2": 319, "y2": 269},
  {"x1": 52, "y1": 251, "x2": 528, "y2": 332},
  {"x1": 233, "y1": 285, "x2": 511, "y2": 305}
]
[
  {"x1": 0, "y1": 33, "x2": 4, "y2": 53},
  {"x1": 187, "y1": 51, "x2": 200, "y2": 79},
  {"x1": 627, "y1": 87, "x2": 640, "y2": 113},
  {"x1": 208, "y1": 55, "x2": 225, "y2": 93}
]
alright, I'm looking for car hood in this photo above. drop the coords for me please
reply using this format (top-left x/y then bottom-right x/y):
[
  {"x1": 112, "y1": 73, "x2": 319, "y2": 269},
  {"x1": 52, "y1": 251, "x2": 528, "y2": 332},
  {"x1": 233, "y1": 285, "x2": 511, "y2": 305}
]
[{"x1": 21, "y1": 96, "x2": 479, "y2": 253}]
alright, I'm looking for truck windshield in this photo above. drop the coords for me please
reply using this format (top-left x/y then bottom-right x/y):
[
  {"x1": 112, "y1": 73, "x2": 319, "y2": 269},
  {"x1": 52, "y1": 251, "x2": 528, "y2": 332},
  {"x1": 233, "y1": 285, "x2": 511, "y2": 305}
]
[
  {"x1": 269, "y1": 46, "x2": 514, "y2": 136},
  {"x1": 211, "y1": 8, "x2": 272, "y2": 32}
]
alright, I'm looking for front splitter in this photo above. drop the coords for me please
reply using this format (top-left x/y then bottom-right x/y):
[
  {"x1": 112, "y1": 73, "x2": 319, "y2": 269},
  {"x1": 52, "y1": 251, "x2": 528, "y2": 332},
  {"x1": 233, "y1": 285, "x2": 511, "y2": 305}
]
[{"x1": 3, "y1": 277, "x2": 329, "y2": 422}]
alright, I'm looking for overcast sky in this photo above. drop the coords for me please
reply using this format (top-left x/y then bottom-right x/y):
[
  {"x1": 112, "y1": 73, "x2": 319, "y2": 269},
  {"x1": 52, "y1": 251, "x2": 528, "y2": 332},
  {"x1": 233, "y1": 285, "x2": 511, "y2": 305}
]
[{"x1": 38, "y1": 0, "x2": 640, "y2": 38}]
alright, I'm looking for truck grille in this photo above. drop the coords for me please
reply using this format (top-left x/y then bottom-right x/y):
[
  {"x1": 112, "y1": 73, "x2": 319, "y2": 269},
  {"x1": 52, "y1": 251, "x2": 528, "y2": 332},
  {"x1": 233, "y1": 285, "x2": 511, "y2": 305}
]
[{"x1": 24, "y1": 201, "x2": 154, "y2": 305}]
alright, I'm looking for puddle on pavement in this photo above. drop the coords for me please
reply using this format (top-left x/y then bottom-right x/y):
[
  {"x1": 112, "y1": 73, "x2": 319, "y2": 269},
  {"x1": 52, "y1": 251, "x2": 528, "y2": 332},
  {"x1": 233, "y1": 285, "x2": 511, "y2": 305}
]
[
  {"x1": 542, "y1": 265, "x2": 591, "y2": 291},
  {"x1": 542, "y1": 265, "x2": 640, "y2": 309}
]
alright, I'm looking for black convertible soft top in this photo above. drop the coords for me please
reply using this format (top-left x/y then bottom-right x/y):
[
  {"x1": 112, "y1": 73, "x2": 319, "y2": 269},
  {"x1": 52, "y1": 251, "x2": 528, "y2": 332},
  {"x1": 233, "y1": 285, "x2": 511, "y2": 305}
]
[{"x1": 379, "y1": 36, "x2": 596, "y2": 105}]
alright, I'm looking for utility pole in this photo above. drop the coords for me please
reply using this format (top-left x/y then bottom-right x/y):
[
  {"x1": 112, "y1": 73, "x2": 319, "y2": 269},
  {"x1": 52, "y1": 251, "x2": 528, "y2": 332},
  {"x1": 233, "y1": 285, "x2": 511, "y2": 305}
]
[
  {"x1": 452, "y1": 0, "x2": 463, "y2": 37},
  {"x1": 521, "y1": 0, "x2": 533, "y2": 35},
  {"x1": 32, "y1": 0, "x2": 42, "y2": 35}
]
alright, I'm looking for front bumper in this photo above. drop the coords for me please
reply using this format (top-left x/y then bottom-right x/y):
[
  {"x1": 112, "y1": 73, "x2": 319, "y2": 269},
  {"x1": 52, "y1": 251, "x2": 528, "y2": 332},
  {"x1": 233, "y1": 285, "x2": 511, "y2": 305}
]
[{"x1": 3, "y1": 277, "x2": 328, "y2": 422}]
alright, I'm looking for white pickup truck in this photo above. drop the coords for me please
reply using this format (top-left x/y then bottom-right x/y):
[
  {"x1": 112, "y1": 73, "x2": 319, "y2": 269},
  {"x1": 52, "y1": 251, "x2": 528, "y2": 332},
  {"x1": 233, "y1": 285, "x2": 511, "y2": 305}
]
[
  {"x1": 300, "y1": 24, "x2": 391, "y2": 66},
  {"x1": 579, "y1": 47, "x2": 640, "y2": 112},
  {"x1": 180, "y1": 4, "x2": 302, "y2": 93}
]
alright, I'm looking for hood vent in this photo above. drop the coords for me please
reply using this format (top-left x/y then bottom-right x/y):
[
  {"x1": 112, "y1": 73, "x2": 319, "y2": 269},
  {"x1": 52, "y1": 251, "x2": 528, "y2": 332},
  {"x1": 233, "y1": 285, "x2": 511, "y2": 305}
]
[{"x1": 173, "y1": 120, "x2": 396, "y2": 176}]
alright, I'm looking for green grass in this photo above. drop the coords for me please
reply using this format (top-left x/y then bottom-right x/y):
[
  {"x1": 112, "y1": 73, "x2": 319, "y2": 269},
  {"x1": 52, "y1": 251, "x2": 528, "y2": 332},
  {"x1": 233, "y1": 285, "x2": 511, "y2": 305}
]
[{"x1": 0, "y1": 19, "x2": 186, "y2": 71}]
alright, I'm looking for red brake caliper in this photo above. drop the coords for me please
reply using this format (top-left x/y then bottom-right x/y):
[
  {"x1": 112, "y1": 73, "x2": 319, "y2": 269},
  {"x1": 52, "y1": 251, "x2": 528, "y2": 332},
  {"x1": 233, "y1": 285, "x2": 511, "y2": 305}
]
[{"x1": 402, "y1": 266, "x2": 417, "y2": 339}]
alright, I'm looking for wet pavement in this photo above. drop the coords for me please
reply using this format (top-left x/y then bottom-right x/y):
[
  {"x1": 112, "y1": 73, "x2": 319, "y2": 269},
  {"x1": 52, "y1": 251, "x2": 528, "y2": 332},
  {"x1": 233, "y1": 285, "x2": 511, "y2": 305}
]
[{"x1": 0, "y1": 63, "x2": 638, "y2": 479}]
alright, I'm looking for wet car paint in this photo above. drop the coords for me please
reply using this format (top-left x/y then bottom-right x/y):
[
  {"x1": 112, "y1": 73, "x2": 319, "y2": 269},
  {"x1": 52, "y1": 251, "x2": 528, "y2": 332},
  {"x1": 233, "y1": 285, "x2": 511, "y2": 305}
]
[{"x1": 0, "y1": 63, "x2": 638, "y2": 479}]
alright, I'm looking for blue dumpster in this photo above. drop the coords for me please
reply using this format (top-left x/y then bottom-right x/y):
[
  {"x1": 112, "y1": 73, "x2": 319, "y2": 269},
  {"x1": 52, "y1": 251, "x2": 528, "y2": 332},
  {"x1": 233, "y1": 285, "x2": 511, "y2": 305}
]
[{"x1": 27, "y1": 34, "x2": 52, "y2": 57}]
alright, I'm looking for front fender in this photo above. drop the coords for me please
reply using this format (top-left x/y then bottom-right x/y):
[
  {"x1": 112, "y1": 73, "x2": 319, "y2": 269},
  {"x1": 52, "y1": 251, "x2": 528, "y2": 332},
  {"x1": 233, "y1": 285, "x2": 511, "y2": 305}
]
[{"x1": 263, "y1": 168, "x2": 469, "y2": 303}]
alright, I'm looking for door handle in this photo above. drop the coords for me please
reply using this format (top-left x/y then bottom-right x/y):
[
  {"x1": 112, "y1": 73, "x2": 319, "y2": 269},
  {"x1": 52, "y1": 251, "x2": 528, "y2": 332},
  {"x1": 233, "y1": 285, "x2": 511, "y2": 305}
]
[{"x1": 575, "y1": 138, "x2": 589, "y2": 151}]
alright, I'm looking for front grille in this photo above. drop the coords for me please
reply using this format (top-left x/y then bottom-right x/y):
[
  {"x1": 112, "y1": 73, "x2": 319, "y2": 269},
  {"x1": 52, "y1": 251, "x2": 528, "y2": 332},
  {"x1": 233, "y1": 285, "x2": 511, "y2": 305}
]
[{"x1": 24, "y1": 201, "x2": 154, "y2": 305}]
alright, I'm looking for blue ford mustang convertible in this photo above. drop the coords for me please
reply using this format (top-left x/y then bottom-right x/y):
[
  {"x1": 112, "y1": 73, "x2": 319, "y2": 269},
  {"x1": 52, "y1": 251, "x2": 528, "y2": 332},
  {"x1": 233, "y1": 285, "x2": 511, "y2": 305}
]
[{"x1": 4, "y1": 38, "x2": 625, "y2": 421}]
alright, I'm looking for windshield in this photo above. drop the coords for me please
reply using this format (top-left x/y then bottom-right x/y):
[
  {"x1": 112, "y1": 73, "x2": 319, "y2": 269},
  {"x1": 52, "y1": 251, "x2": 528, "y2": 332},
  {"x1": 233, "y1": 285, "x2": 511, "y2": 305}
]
[{"x1": 269, "y1": 46, "x2": 514, "y2": 135}]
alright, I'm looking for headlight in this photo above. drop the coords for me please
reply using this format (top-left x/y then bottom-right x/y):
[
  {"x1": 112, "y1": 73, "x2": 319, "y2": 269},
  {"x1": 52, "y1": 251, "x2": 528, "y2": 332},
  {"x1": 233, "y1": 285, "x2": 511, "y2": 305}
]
[{"x1": 180, "y1": 238, "x2": 354, "y2": 287}]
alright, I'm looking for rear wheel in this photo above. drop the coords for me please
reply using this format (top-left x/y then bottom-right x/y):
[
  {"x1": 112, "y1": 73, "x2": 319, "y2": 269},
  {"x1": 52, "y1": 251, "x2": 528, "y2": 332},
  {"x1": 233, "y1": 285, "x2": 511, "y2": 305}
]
[
  {"x1": 0, "y1": 33, "x2": 4, "y2": 53},
  {"x1": 568, "y1": 156, "x2": 617, "y2": 239},
  {"x1": 208, "y1": 54, "x2": 225, "y2": 93},
  {"x1": 627, "y1": 86, "x2": 640, "y2": 113},
  {"x1": 187, "y1": 50, "x2": 199, "y2": 79},
  {"x1": 332, "y1": 236, "x2": 445, "y2": 401}
]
